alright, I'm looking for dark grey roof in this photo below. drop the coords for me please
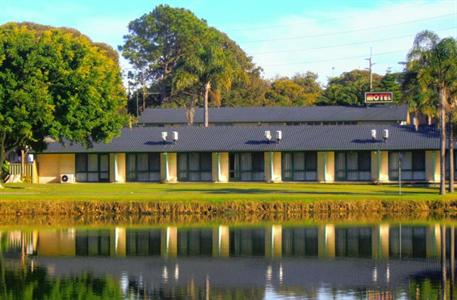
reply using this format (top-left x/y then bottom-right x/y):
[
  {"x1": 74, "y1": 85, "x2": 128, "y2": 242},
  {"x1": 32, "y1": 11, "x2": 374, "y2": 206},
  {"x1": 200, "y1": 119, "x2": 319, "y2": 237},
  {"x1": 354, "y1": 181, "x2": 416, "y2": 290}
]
[
  {"x1": 138, "y1": 105, "x2": 408, "y2": 124},
  {"x1": 42, "y1": 124, "x2": 439, "y2": 153}
]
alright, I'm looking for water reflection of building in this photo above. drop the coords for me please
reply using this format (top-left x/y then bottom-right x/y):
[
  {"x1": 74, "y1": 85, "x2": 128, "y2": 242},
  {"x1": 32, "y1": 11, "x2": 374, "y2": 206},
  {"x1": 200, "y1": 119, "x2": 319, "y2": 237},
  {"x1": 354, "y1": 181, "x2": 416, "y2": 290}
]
[
  {"x1": 0, "y1": 224, "x2": 447, "y2": 260},
  {"x1": 0, "y1": 224, "x2": 453, "y2": 299}
]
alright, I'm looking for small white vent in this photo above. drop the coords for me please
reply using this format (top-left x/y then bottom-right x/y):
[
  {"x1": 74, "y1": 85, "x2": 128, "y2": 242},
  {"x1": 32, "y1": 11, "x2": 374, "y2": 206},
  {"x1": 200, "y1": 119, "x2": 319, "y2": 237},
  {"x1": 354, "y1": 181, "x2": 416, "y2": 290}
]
[
  {"x1": 276, "y1": 130, "x2": 282, "y2": 142},
  {"x1": 161, "y1": 131, "x2": 168, "y2": 142},
  {"x1": 371, "y1": 129, "x2": 377, "y2": 140},
  {"x1": 264, "y1": 130, "x2": 272, "y2": 141},
  {"x1": 383, "y1": 129, "x2": 389, "y2": 140}
]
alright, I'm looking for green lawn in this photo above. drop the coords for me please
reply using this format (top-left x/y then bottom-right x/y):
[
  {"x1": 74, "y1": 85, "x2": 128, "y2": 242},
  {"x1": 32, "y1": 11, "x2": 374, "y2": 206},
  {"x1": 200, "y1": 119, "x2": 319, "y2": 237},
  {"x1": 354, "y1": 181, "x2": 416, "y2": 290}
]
[{"x1": 0, "y1": 182, "x2": 454, "y2": 202}]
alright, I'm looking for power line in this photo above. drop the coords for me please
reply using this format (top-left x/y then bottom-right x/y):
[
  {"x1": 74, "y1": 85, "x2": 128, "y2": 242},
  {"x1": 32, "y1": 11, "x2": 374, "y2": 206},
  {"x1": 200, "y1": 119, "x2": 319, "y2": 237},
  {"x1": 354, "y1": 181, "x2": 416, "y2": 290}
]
[
  {"x1": 247, "y1": 26, "x2": 457, "y2": 55},
  {"x1": 238, "y1": 13, "x2": 456, "y2": 44},
  {"x1": 262, "y1": 49, "x2": 407, "y2": 68},
  {"x1": 366, "y1": 47, "x2": 375, "y2": 91},
  {"x1": 222, "y1": 2, "x2": 453, "y2": 31}
]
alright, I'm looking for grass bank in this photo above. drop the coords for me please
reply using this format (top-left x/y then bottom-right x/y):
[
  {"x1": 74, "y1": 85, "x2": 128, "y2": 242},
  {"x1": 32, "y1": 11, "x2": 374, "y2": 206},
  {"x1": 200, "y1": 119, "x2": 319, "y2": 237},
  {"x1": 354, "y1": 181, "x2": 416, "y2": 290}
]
[
  {"x1": 1, "y1": 182, "x2": 454, "y2": 202},
  {"x1": 1, "y1": 183, "x2": 457, "y2": 218}
]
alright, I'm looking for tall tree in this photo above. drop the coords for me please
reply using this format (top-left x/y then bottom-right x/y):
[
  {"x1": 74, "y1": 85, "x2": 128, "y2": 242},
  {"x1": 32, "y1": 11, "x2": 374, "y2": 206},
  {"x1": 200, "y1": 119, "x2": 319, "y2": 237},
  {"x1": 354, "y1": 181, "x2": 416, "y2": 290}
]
[
  {"x1": 0, "y1": 23, "x2": 127, "y2": 186},
  {"x1": 222, "y1": 68, "x2": 269, "y2": 107},
  {"x1": 317, "y1": 69, "x2": 382, "y2": 106},
  {"x1": 120, "y1": 5, "x2": 257, "y2": 121},
  {"x1": 406, "y1": 30, "x2": 457, "y2": 194},
  {"x1": 380, "y1": 71, "x2": 402, "y2": 102}
]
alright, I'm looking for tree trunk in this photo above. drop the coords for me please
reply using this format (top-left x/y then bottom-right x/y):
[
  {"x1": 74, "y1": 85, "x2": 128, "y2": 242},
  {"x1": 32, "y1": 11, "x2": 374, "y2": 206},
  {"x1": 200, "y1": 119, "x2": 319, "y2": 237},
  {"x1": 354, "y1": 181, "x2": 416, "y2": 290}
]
[
  {"x1": 440, "y1": 88, "x2": 447, "y2": 195},
  {"x1": 441, "y1": 225, "x2": 447, "y2": 297},
  {"x1": 204, "y1": 81, "x2": 211, "y2": 128},
  {"x1": 186, "y1": 98, "x2": 196, "y2": 125},
  {"x1": 450, "y1": 113, "x2": 455, "y2": 192},
  {"x1": 0, "y1": 134, "x2": 5, "y2": 188}
]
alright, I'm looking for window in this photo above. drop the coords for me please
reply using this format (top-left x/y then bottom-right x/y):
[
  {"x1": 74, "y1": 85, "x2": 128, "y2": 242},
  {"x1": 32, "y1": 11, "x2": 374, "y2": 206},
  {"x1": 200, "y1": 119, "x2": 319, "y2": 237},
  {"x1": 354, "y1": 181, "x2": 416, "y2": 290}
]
[
  {"x1": 389, "y1": 151, "x2": 425, "y2": 181},
  {"x1": 126, "y1": 153, "x2": 160, "y2": 182},
  {"x1": 177, "y1": 152, "x2": 212, "y2": 181},
  {"x1": 389, "y1": 226, "x2": 426, "y2": 258},
  {"x1": 335, "y1": 151, "x2": 371, "y2": 181},
  {"x1": 229, "y1": 152, "x2": 265, "y2": 181},
  {"x1": 445, "y1": 150, "x2": 457, "y2": 180},
  {"x1": 282, "y1": 152, "x2": 317, "y2": 181},
  {"x1": 335, "y1": 227, "x2": 372, "y2": 257},
  {"x1": 75, "y1": 230, "x2": 111, "y2": 256},
  {"x1": 230, "y1": 228, "x2": 265, "y2": 256},
  {"x1": 282, "y1": 227, "x2": 318, "y2": 257},
  {"x1": 126, "y1": 229, "x2": 161, "y2": 256},
  {"x1": 75, "y1": 153, "x2": 109, "y2": 182},
  {"x1": 178, "y1": 229, "x2": 213, "y2": 256}
]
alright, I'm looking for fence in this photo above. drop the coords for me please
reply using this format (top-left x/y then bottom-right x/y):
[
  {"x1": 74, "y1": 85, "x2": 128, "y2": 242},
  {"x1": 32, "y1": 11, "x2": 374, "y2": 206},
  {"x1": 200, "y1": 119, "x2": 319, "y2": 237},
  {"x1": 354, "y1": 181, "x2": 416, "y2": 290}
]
[{"x1": 8, "y1": 163, "x2": 35, "y2": 183}]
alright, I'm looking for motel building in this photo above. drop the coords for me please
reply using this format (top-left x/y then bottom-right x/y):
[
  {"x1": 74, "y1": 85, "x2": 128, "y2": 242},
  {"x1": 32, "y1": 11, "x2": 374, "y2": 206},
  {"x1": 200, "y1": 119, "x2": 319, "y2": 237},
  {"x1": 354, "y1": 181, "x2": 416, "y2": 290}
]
[{"x1": 27, "y1": 104, "x2": 449, "y2": 184}]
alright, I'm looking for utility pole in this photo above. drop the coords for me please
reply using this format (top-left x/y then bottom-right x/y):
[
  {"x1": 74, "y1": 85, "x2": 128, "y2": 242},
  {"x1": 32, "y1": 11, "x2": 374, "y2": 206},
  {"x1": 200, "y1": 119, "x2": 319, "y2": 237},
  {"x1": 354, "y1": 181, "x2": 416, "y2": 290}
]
[{"x1": 365, "y1": 47, "x2": 375, "y2": 91}]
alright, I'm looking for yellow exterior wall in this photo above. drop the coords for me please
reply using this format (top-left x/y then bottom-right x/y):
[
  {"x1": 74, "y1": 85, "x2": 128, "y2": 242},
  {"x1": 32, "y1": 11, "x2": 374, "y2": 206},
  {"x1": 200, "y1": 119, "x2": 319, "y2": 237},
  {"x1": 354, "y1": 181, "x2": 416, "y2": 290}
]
[
  {"x1": 212, "y1": 225, "x2": 230, "y2": 257},
  {"x1": 371, "y1": 224, "x2": 390, "y2": 259},
  {"x1": 37, "y1": 229, "x2": 75, "y2": 256},
  {"x1": 211, "y1": 152, "x2": 229, "y2": 183},
  {"x1": 318, "y1": 224, "x2": 335, "y2": 257},
  {"x1": 264, "y1": 152, "x2": 282, "y2": 183},
  {"x1": 32, "y1": 161, "x2": 39, "y2": 184},
  {"x1": 109, "y1": 153, "x2": 126, "y2": 183},
  {"x1": 160, "y1": 152, "x2": 177, "y2": 183},
  {"x1": 161, "y1": 226, "x2": 178, "y2": 257},
  {"x1": 115, "y1": 227, "x2": 126, "y2": 256},
  {"x1": 426, "y1": 150, "x2": 440, "y2": 183},
  {"x1": 426, "y1": 224, "x2": 441, "y2": 258},
  {"x1": 265, "y1": 225, "x2": 282, "y2": 257},
  {"x1": 117, "y1": 153, "x2": 126, "y2": 183},
  {"x1": 371, "y1": 151, "x2": 389, "y2": 183},
  {"x1": 317, "y1": 152, "x2": 335, "y2": 183},
  {"x1": 37, "y1": 154, "x2": 75, "y2": 183},
  {"x1": 379, "y1": 224, "x2": 390, "y2": 258},
  {"x1": 219, "y1": 152, "x2": 229, "y2": 182}
]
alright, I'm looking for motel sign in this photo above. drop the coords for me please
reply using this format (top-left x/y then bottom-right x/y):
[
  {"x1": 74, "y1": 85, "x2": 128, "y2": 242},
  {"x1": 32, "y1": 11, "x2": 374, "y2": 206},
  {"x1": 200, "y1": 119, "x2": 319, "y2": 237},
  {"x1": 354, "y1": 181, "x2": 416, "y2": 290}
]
[{"x1": 365, "y1": 92, "x2": 393, "y2": 104}]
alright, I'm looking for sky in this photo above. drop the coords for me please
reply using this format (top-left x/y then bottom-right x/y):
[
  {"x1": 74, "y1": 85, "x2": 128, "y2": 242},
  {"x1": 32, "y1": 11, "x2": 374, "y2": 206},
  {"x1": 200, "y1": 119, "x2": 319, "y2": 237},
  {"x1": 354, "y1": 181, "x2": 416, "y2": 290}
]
[{"x1": 2, "y1": 0, "x2": 456, "y2": 84}]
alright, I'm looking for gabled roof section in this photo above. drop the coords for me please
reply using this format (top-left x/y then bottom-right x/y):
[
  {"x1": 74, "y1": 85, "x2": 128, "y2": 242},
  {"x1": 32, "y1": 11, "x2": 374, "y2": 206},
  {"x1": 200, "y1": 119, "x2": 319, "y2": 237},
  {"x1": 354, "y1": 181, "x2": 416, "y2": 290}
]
[
  {"x1": 42, "y1": 124, "x2": 439, "y2": 153},
  {"x1": 137, "y1": 105, "x2": 408, "y2": 124}
]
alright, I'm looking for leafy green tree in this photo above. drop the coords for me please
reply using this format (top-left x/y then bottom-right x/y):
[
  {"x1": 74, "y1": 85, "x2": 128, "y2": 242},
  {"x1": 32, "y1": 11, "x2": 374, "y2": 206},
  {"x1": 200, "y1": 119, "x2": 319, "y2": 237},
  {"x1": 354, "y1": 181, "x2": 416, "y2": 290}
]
[
  {"x1": 222, "y1": 68, "x2": 269, "y2": 107},
  {"x1": 0, "y1": 261, "x2": 122, "y2": 299},
  {"x1": 264, "y1": 72, "x2": 321, "y2": 106},
  {"x1": 401, "y1": 67, "x2": 437, "y2": 126},
  {"x1": 120, "y1": 5, "x2": 258, "y2": 122},
  {"x1": 317, "y1": 69, "x2": 382, "y2": 106},
  {"x1": 292, "y1": 72, "x2": 322, "y2": 98},
  {"x1": 380, "y1": 71, "x2": 402, "y2": 102},
  {"x1": 406, "y1": 30, "x2": 457, "y2": 194},
  {"x1": 0, "y1": 23, "x2": 127, "y2": 186}
]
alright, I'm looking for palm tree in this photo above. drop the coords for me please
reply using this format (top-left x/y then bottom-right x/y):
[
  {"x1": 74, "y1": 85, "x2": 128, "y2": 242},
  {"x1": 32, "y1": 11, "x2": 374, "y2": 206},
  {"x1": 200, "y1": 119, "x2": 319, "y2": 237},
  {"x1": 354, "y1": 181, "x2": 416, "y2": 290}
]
[{"x1": 406, "y1": 31, "x2": 457, "y2": 194}]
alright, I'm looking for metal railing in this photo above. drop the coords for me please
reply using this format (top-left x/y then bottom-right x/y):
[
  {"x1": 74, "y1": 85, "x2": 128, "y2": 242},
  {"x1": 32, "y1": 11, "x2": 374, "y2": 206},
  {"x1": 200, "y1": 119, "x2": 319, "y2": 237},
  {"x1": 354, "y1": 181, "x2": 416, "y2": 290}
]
[{"x1": 8, "y1": 163, "x2": 34, "y2": 182}]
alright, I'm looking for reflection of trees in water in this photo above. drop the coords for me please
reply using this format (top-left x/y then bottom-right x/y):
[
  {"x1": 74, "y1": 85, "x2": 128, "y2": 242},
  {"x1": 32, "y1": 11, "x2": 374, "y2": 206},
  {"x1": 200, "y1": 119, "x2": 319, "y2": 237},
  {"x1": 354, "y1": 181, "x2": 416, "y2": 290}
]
[
  {"x1": 0, "y1": 260, "x2": 122, "y2": 300},
  {"x1": 124, "y1": 277, "x2": 265, "y2": 300},
  {"x1": 407, "y1": 273, "x2": 457, "y2": 299}
]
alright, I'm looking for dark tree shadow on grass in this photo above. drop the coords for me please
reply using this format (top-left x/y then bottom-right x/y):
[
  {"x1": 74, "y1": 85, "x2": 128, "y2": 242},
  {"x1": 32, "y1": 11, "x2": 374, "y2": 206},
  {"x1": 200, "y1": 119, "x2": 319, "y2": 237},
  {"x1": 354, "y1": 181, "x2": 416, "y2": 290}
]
[
  {"x1": 4, "y1": 186, "x2": 24, "y2": 190},
  {"x1": 165, "y1": 188, "x2": 434, "y2": 195}
]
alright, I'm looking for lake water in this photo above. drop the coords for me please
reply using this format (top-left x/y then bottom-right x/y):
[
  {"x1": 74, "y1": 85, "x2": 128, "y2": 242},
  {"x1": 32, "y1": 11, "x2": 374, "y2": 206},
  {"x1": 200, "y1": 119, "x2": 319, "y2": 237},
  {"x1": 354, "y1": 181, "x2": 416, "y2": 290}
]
[{"x1": 1, "y1": 221, "x2": 456, "y2": 299}]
